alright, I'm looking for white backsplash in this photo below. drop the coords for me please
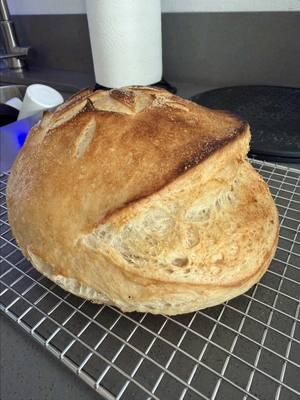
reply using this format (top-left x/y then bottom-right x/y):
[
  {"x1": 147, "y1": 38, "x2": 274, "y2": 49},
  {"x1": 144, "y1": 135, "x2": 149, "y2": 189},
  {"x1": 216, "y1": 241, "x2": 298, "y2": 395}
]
[{"x1": 8, "y1": 0, "x2": 300, "y2": 15}]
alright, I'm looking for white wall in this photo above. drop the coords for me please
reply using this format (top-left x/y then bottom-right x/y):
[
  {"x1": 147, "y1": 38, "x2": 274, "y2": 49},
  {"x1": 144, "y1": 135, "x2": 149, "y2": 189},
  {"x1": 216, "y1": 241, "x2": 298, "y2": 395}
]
[
  {"x1": 8, "y1": 0, "x2": 300, "y2": 15},
  {"x1": 8, "y1": 0, "x2": 86, "y2": 15},
  {"x1": 162, "y1": 0, "x2": 300, "y2": 12}
]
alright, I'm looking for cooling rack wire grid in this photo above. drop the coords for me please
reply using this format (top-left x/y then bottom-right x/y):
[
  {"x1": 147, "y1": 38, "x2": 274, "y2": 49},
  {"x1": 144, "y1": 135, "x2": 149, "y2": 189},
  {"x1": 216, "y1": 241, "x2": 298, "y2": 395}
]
[{"x1": 1, "y1": 159, "x2": 299, "y2": 400}]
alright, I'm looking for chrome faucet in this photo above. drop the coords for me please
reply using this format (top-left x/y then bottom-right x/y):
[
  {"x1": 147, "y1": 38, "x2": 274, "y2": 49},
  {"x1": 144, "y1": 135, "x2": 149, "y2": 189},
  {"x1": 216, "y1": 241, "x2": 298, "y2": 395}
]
[{"x1": 0, "y1": 0, "x2": 30, "y2": 69}]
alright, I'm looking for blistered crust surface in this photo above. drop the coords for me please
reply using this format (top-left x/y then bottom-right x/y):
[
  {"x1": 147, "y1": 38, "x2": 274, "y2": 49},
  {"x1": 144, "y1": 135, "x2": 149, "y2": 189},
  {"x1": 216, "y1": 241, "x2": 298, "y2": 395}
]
[{"x1": 26, "y1": 162, "x2": 278, "y2": 315}]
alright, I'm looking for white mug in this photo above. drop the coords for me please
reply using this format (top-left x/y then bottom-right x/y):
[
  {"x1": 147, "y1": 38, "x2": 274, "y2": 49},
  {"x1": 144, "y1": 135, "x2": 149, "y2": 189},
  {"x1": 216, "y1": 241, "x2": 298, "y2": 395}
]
[{"x1": 18, "y1": 84, "x2": 64, "y2": 120}]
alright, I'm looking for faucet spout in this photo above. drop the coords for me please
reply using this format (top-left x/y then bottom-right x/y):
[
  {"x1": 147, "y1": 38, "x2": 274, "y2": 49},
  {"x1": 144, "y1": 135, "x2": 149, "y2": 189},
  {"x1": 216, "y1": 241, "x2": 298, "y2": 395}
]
[
  {"x1": 0, "y1": 0, "x2": 30, "y2": 70},
  {"x1": 0, "y1": 0, "x2": 10, "y2": 21}
]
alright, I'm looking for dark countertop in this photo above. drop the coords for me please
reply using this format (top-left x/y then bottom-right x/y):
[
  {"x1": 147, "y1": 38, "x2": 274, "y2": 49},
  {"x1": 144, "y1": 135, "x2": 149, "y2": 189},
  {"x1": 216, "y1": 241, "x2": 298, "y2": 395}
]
[
  {"x1": 1, "y1": 67, "x2": 299, "y2": 400},
  {"x1": 0, "y1": 314, "x2": 103, "y2": 400},
  {"x1": 0, "y1": 66, "x2": 216, "y2": 98},
  {"x1": 0, "y1": 66, "x2": 95, "y2": 94}
]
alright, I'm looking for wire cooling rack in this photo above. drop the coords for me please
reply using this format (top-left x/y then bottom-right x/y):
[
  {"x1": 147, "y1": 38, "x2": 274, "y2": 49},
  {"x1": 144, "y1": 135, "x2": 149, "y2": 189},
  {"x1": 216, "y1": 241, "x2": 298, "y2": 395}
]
[{"x1": 0, "y1": 159, "x2": 299, "y2": 400}]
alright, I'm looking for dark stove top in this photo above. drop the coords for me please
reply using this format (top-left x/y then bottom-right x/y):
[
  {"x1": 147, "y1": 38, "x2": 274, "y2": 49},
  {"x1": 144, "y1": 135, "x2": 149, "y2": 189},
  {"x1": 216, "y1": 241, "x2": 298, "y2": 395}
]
[{"x1": 191, "y1": 85, "x2": 300, "y2": 163}]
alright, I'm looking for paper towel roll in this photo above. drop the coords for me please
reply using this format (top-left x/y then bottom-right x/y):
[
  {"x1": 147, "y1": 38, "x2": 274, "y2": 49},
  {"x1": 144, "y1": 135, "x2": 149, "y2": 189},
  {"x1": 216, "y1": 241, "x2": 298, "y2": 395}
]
[{"x1": 86, "y1": 0, "x2": 162, "y2": 88}]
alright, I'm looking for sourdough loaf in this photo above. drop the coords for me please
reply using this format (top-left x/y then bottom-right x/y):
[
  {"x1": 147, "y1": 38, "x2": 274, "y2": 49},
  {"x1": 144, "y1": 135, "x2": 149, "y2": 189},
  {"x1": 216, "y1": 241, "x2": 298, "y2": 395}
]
[{"x1": 7, "y1": 87, "x2": 279, "y2": 315}]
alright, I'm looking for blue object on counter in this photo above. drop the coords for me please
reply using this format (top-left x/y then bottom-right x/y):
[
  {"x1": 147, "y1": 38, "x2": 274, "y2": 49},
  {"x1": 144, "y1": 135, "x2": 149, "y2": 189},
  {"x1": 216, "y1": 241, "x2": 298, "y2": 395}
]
[
  {"x1": 0, "y1": 114, "x2": 40, "y2": 172},
  {"x1": 17, "y1": 131, "x2": 28, "y2": 148}
]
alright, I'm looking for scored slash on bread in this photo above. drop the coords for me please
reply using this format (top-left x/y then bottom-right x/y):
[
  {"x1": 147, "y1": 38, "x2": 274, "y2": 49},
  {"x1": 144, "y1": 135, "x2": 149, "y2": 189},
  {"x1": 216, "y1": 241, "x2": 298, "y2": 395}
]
[{"x1": 7, "y1": 87, "x2": 279, "y2": 315}]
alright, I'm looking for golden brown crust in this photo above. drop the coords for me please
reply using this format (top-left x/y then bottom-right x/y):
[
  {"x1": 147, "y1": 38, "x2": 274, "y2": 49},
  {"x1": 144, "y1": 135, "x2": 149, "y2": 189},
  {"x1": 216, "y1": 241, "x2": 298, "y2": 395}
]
[
  {"x1": 7, "y1": 87, "x2": 248, "y2": 239},
  {"x1": 7, "y1": 87, "x2": 278, "y2": 315}
]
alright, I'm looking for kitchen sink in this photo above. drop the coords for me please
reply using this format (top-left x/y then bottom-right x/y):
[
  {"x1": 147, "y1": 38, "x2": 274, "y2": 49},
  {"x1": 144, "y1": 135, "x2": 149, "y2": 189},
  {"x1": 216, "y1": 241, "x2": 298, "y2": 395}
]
[{"x1": 0, "y1": 84, "x2": 27, "y2": 103}]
